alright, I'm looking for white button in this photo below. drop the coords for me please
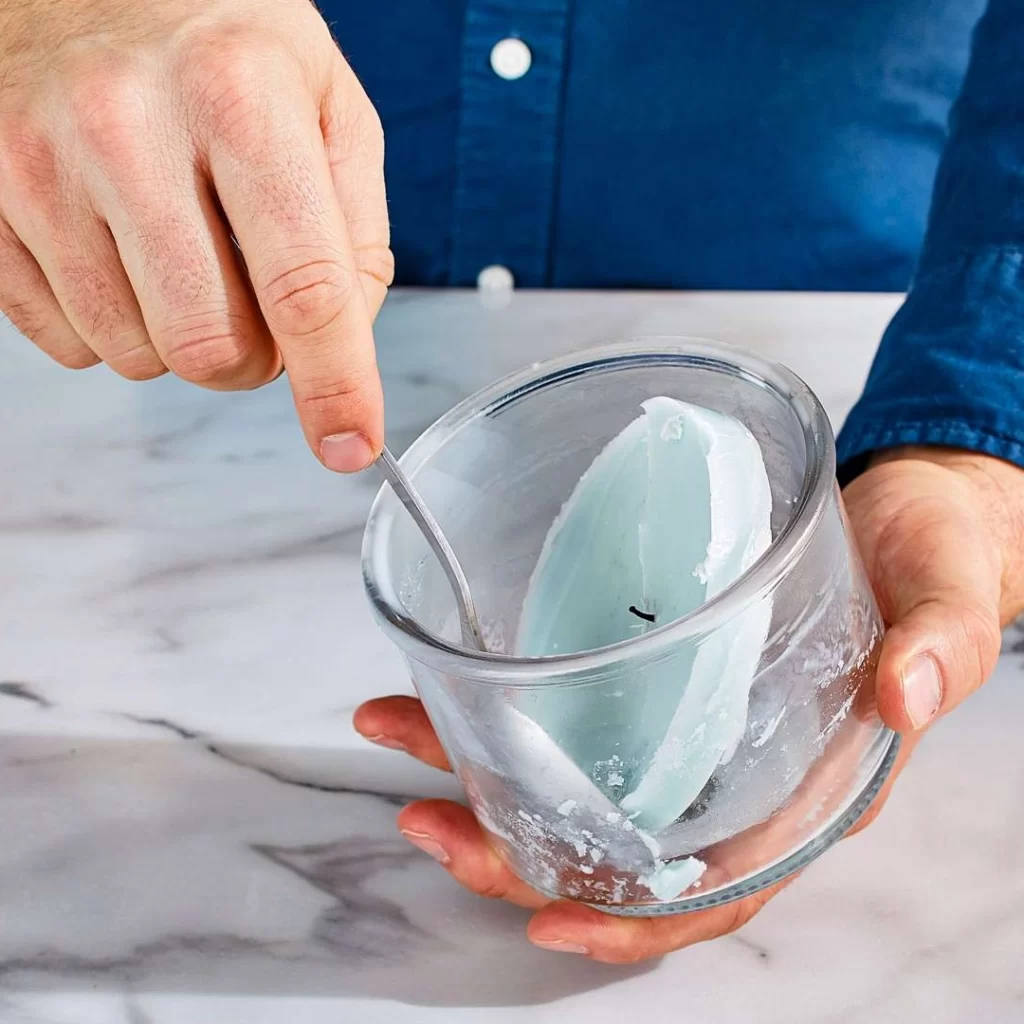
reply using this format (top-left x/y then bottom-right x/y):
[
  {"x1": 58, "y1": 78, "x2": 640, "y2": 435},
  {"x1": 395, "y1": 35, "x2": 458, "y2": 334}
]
[
  {"x1": 490, "y1": 38, "x2": 532, "y2": 80},
  {"x1": 477, "y1": 264, "x2": 515, "y2": 291}
]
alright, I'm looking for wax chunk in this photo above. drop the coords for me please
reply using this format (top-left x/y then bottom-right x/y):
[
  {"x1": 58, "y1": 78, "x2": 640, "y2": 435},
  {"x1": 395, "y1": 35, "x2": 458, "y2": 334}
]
[{"x1": 516, "y1": 397, "x2": 773, "y2": 832}]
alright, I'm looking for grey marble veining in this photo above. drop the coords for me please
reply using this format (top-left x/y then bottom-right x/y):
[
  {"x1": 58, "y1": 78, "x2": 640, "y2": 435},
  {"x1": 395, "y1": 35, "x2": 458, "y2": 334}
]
[{"x1": 2, "y1": 289, "x2": 1023, "y2": 1023}]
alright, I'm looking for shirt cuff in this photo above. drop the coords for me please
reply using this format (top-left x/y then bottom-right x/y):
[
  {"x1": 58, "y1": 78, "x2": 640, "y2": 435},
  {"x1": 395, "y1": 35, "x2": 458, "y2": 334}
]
[{"x1": 836, "y1": 247, "x2": 1024, "y2": 485}]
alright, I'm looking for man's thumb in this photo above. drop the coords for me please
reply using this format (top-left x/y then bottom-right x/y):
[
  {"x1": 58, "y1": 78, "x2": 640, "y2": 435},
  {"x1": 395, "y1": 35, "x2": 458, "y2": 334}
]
[{"x1": 871, "y1": 518, "x2": 1003, "y2": 733}]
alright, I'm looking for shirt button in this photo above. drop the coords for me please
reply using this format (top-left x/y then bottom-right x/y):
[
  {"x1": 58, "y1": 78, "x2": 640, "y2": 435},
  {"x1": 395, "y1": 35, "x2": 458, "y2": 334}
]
[
  {"x1": 477, "y1": 264, "x2": 515, "y2": 291},
  {"x1": 490, "y1": 38, "x2": 532, "y2": 80}
]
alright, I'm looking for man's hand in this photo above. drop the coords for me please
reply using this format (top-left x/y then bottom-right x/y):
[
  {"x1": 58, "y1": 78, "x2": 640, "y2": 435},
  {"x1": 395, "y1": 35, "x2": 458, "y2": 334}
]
[
  {"x1": 353, "y1": 448, "x2": 1024, "y2": 962},
  {"x1": 0, "y1": 0, "x2": 390, "y2": 471}
]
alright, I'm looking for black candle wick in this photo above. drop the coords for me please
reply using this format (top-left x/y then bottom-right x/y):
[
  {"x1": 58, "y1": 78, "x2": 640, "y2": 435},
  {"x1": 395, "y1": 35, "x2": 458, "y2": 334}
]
[{"x1": 628, "y1": 605, "x2": 656, "y2": 623}]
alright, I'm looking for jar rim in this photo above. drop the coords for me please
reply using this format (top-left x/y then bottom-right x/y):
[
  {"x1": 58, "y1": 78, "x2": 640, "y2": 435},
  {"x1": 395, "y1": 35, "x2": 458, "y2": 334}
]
[{"x1": 361, "y1": 337, "x2": 836, "y2": 684}]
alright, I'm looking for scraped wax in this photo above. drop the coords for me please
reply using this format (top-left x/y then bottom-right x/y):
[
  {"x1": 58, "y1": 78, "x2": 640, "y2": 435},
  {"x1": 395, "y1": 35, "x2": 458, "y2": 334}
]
[{"x1": 516, "y1": 396, "x2": 774, "y2": 833}]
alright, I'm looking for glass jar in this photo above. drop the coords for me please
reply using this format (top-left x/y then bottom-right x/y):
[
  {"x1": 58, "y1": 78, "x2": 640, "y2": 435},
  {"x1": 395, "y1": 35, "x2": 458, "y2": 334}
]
[{"x1": 362, "y1": 339, "x2": 898, "y2": 915}]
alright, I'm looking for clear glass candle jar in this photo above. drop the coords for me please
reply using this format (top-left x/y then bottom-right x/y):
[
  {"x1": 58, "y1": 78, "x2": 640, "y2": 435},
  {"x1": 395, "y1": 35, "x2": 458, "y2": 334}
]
[{"x1": 362, "y1": 339, "x2": 898, "y2": 915}]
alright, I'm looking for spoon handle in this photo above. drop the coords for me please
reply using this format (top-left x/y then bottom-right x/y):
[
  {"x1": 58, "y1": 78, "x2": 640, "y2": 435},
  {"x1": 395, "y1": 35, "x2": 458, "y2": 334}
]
[{"x1": 377, "y1": 446, "x2": 488, "y2": 652}]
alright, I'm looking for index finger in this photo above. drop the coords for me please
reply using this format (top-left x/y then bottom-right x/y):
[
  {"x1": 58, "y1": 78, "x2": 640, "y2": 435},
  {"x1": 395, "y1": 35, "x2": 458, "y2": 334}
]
[
  {"x1": 353, "y1": 695, "x2": 453, "y2": 772},
  {"x1": 205, "y1": 63, "x2": 384, "y2": 471}
]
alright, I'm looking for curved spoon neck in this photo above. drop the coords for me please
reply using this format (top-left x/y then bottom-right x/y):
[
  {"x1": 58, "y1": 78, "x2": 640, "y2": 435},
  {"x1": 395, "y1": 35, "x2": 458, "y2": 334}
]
[{"x1": 375, "y1": 446, "x2": 489, "y2": 653}]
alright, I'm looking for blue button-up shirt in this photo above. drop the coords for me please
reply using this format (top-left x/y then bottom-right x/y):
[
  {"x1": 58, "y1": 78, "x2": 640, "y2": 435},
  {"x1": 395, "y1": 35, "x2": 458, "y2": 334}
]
[{"x1": 321, "y1": 0, "x2": 1024, "y2": 475}]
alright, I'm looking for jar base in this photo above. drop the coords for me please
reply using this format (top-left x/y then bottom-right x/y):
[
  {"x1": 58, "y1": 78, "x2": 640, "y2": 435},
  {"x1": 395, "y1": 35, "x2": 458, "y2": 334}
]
[{"x1": 561, "y1": 729, "x2": 900, "y2": 917}]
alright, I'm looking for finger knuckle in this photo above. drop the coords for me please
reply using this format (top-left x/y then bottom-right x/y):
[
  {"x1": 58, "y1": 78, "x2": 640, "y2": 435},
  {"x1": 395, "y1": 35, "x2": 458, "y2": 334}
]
[
  {"x1": 0, "y1": 115, "x2": 59, "y2": 198},
  {"x1": 259, "y1": 254, "x2": 355, "y2": 337},
  {"x1": 357, "y1": 244, "x2": 396, "y2": 291},
  {"x1": 179, "y1": 31, "x2": 292, "y2": 148},
  {"x1": 69, "y1": 63, "x2": 148, "y2": 163},
  {"x1": 199, "y1": 64, "x2": 264, "y2": 146},
  {"x1": 300, "y1": 375, "x2": 375, "y2": 416},
  {"x1": 958, "y1": 599, "x2": 1003, "y2": 686},
  {"x1": 160, "y1": 315, "x2": 250, "y2": 384},
  {"x1": 109, "y1": 339, "x2": 166, "y2": 381}
]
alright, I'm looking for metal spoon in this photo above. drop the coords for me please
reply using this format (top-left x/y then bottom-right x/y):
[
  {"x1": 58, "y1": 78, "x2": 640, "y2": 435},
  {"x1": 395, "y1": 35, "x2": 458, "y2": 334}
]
[{"x1": 376, "y1": 446, "x2": 488, "y2": 651}]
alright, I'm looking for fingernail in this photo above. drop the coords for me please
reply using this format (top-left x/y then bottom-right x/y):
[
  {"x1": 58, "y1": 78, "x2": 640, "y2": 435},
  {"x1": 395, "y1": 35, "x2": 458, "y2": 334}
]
[
  {"x1": 367, "y1": 733, "x2": 408, "y2": 752},
  {"x1": 400, "y1": 829, "x2": 450, "y2": 865},
  {"x1": 531, "y1": 939, "x2": 591, "y2": 955},
  {"x1": 320, "y1": 431, "x2": 374, "y2": 473},
  {"x1": 902, "y1": 654, "x2": 943, "y2": 729}
]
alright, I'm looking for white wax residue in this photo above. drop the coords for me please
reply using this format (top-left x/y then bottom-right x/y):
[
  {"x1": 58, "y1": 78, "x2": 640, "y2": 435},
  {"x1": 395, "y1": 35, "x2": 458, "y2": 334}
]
[
  {"x1": 640, "y1": 856, "x2": 707, "y2": 902},
  {"x1": 516, "y1": 396, "x2": 774, "y2": 833}
]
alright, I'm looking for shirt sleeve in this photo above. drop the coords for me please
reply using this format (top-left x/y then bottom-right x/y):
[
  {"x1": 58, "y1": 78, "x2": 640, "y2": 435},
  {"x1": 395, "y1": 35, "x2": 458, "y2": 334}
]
[{"x1": 836, "y1": 0, "x2": 1024, "y2": 482}]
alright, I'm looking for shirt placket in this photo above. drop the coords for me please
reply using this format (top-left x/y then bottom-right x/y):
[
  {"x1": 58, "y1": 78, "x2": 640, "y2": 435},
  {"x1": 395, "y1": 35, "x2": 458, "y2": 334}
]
[{"x1": 450, "y1": 0, "x2": 571, "y2": 288}]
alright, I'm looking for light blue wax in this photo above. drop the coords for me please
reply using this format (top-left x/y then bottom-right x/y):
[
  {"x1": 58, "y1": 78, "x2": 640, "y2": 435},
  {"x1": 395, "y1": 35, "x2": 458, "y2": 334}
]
[{"x1": 516, "y1": 397, "x2": 773, "y2": 832}]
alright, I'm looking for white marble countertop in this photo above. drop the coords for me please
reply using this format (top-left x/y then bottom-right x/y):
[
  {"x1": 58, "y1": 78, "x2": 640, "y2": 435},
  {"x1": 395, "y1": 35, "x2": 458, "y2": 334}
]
[{"x1": 2, "y1": 289, "x2": 1023, "y2": 1024}]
